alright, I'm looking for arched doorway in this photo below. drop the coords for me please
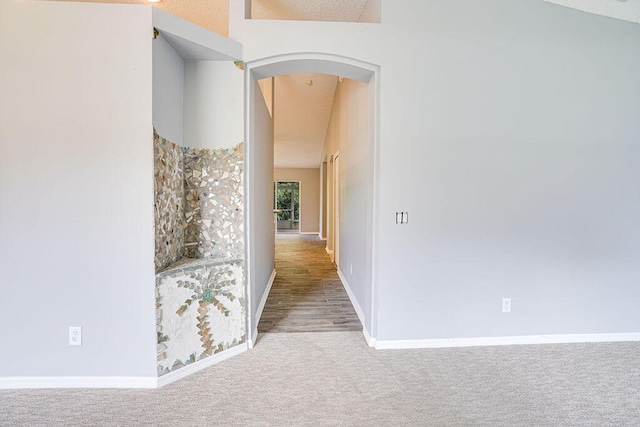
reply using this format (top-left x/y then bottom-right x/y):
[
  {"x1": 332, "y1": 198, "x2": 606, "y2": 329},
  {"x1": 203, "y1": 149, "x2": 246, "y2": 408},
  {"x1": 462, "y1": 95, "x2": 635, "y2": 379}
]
[{"x1": 244, "y1": 53, "x2": 380, "y2": 348}]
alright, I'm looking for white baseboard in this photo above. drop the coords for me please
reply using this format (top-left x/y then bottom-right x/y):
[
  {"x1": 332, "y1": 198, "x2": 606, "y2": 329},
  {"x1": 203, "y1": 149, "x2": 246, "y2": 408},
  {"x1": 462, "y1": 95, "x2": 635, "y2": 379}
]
[
  {"x1": 300, "y1": 232, "x2": 320, "y2": 236},
  {"x1": 362, "y1": 326, "x2": 377, "y2": 348},
  {"x1": 325, "y1": 248, "x2": 333, "y2": 255},
  {"x1": 249, "y1": 328, "x2": 258, "y2": 349},
  {"x1": 248, "y1": 269, "x2": 276, "y2": 349},
  {"x1": 1, "y1": 343, "x2": 251, "y2": 389},
  {"x1": 256, "y1": 269, "x2": 276, "y2": 324},
  {"x1": 337, "y1": 269, "x2": 376, "y2": 347},
  {"x1": 337, "y1": 269, "x2": 364, "y2": 325},
  {"x1": 375, "y1": 333, "x2": 640, "y2": 350},
  {"x1": 157, "y1": 343, "x2": 248, "y2": 387},
  {"x1": 0, "y1": 376, "x2": 157, "y2": 389}
]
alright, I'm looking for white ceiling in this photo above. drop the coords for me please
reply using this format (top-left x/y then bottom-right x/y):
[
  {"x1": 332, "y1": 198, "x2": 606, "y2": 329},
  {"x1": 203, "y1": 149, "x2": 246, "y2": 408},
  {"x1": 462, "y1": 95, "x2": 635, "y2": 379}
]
[{"x1": 271, "y1": 73, "x2": 339, "y2": 168}]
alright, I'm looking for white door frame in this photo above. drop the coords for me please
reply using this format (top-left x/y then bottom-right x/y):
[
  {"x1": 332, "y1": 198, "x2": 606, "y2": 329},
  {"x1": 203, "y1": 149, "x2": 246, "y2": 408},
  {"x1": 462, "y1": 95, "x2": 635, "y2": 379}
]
[
  {"x1": 333, "y1": 151, "x2": 340, "y2": 268},
  {"x1": 244, "y1": 52, "x2": 380, "y2": 347}
]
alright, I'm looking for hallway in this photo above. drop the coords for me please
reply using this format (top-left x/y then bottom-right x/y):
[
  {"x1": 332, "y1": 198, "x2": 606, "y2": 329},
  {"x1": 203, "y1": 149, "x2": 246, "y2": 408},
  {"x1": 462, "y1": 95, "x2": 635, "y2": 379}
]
[{"x1": 257, "y1": 234, "x2": 361, "y2": 333}]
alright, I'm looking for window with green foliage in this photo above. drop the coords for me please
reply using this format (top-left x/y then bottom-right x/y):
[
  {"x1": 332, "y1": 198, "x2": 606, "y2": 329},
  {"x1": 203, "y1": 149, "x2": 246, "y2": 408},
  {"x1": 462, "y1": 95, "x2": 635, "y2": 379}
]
[{"x1": 274, "y1": 181, "x2": 300, "y2": 230}]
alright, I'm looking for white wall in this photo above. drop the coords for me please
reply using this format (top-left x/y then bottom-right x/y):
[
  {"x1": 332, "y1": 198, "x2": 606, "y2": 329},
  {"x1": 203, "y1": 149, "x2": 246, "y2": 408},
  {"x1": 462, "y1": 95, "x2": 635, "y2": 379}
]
[
  {"x1": 376, "y1": 0, "x2": 640, "y2": 341},
  {"x1": 0, "y1": 0, "x2": 156, "y2": 377},
  {"x1": 153, "y1": 33, "x2": 184, "y2": 145},
  {"x1": 322, "y1": 78, "x2": 372, "y2": 331},
  {"x1": 232, "y1": 0, "x2": 640, "y2": 342},
  {"x1": 257, "y1": 77, "x2": 274, "y2": 117},
  {"x1": 248, "y1": 78, "x2": 275, "y2": 338},
  {"x1": 274, "y1": 168, "x2": 320, "y2": 234},
  {"x1": 184, "y1": 61, "x2": 244, "y2": 149}
]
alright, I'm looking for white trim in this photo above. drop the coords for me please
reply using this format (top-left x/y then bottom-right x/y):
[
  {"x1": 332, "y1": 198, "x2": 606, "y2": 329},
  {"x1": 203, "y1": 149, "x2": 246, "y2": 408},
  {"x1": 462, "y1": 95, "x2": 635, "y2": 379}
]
[
  {"x1": 369, "y1": 66, "x2": 381, "y2": 347},
  {"x1": 157, "y1": 343, "x2": 248, "y2": 387},
  {"x1": 249, "y1": 326, "x2": 258, "y2": 349},
  {"x1": 337, "y1": 269, "x2": 365, "y2": 326},
  {"x1": 337, "y1": 269, "x2": 376, "y2": 347},
  {"x1": 248, "y1": 268, "x2": 276, "y2": 349},
  {"x1": 326, "y1": 248, "x2": 333, "y2": 255},
  {"x1": 248, "y1": 52, "x2": 377, "y2": 82},
  {"x1": 362, "y1": 326, "x2": 376, "y2": 348},
  {"x1": 0, "y1": 344, "x2": 250, "y2": 389},
  {"x1": 256, "y1": 269, "x2": 276, "y2": 323},
  {"x1": 375, "y1": 333, "x2": 640, "y2": 350},
  {"x1": 0, "y1": 376, "x2": 156, "y2": 390},
  {"x1": 244, "y1": 63, "x2": 254, "y2": 354},
  {"x1": 300, "y1": 232, "x2": 320, "y2": 236}
]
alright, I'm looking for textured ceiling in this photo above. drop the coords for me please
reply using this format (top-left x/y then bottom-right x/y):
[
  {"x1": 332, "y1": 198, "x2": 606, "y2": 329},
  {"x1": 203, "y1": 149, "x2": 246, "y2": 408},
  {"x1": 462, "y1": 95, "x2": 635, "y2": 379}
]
[
  {"x1": 272, "y1": 73, "x2": 339, "y2": 168},
  {"x1": 252, "y1": 0, "x2": 369, "y2": 22}
]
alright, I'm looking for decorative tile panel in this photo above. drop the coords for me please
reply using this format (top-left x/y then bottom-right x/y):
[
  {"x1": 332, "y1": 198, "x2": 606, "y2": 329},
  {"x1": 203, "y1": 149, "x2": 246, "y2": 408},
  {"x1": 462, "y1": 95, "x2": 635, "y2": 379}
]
[
  {"x1": 156, "y1": 258, "x2": 245, "y2": 376},
  {"x1": 154, "y1": 131, "x2": 185, "y2": 272},
  {"x1": 183, "y1": 144, "x2": 244, "y2": 260},
  {"x1": 153, "y1": 131, "x2": 246, "y2": 377}
]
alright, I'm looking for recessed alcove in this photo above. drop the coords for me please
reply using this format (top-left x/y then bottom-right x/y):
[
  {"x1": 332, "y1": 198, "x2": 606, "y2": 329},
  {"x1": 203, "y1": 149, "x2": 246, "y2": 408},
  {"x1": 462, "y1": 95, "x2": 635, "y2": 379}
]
[{"x1": 152, "y1": 8, "x2": 248, "y2": 380}]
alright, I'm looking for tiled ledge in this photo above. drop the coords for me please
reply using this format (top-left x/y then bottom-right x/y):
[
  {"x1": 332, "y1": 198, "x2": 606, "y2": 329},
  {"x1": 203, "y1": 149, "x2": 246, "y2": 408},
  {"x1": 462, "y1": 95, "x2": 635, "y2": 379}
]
[{"x1": 156, "y1": 256, "x2": 243, "y2": 279}]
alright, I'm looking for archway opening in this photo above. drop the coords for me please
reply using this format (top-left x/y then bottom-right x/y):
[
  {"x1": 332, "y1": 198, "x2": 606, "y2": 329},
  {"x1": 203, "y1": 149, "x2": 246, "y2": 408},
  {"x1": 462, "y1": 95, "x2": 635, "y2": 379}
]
[{"x1": 245, "y1": 53, "x2": 379, "y2": 347}]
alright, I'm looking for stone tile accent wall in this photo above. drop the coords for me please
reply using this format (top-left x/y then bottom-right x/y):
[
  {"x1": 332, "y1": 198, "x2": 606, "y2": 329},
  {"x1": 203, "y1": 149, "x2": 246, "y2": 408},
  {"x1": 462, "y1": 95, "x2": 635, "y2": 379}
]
[
  {"x1": 154, "y1": 131, "x2": 185, "y2": 272},
  {"x1": 156, "y1": 258, "x2": 245, "y2": 375},
  {"x1": 153, "y1": 131, "x2": 246, "y2": 377},
  {"x1": 183, "y1": 144, "x2": 244, "y2": 260}
]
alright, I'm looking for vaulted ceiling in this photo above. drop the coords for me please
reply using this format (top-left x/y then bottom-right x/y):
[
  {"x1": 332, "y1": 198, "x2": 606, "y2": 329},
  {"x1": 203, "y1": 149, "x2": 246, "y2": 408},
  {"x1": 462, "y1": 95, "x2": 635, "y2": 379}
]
[
  {"x1": 46, "y1": 0, "x2": 638, "y2": 169},
  {"x1": 270, "y1": 73, "x2": 339, "y2": 168},
  {"x1": 49, "y1": 0, "x2": 369, "y2": 169}
]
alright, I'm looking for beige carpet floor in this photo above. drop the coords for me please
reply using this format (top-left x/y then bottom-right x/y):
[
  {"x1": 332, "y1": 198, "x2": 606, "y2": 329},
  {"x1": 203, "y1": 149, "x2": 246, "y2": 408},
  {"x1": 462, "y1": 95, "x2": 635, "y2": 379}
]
[{"x1": 1, "y1": 332, "x2": 639, "y2": 426}]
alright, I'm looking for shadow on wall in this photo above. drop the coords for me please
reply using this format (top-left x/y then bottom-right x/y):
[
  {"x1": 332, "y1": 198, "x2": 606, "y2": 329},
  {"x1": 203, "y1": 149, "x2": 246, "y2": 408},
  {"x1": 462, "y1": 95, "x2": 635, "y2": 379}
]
[{"x1": 153, "y1": 130, "x2": 246, "y2": 376}]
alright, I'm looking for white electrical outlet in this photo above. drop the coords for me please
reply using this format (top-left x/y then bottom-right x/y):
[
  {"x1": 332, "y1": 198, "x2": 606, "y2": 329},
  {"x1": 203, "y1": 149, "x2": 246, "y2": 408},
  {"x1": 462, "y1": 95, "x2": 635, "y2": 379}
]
[
  {"x1": 502, "y1": 298, "x2": 512, "y2": 313},
  {"x1": 350, "y1": 264, "x2": 353, "y2": 275},
  {"x1": 69, "y1": 326, "x2": 82, "y2": 346}
]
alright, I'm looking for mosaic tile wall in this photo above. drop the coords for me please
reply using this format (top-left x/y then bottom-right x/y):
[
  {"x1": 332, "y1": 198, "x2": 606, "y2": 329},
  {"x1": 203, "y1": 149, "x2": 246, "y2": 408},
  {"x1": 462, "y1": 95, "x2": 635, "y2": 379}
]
[
  {"x1": 183, "y1": 144, "x2": 244, "y2": 260},
  {"x1": 153, "y1": 131, "x2": 246, "y2": 376},
  {"x1": 154, "y1": 131, "x2": 185, "y2": 272},
  {"x1": 153, "y1": 132, "x2": 244, "y2": 271},
  {"x1": 156, "y1": 258, "x2": 245, "y2": 375}
]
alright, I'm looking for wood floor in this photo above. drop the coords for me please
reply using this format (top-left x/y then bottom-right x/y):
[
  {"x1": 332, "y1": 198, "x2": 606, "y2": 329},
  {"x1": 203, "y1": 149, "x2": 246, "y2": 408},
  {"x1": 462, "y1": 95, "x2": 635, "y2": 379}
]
[{"x1": 257, "y1": 234, "x2": 362, "y2": 333}]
